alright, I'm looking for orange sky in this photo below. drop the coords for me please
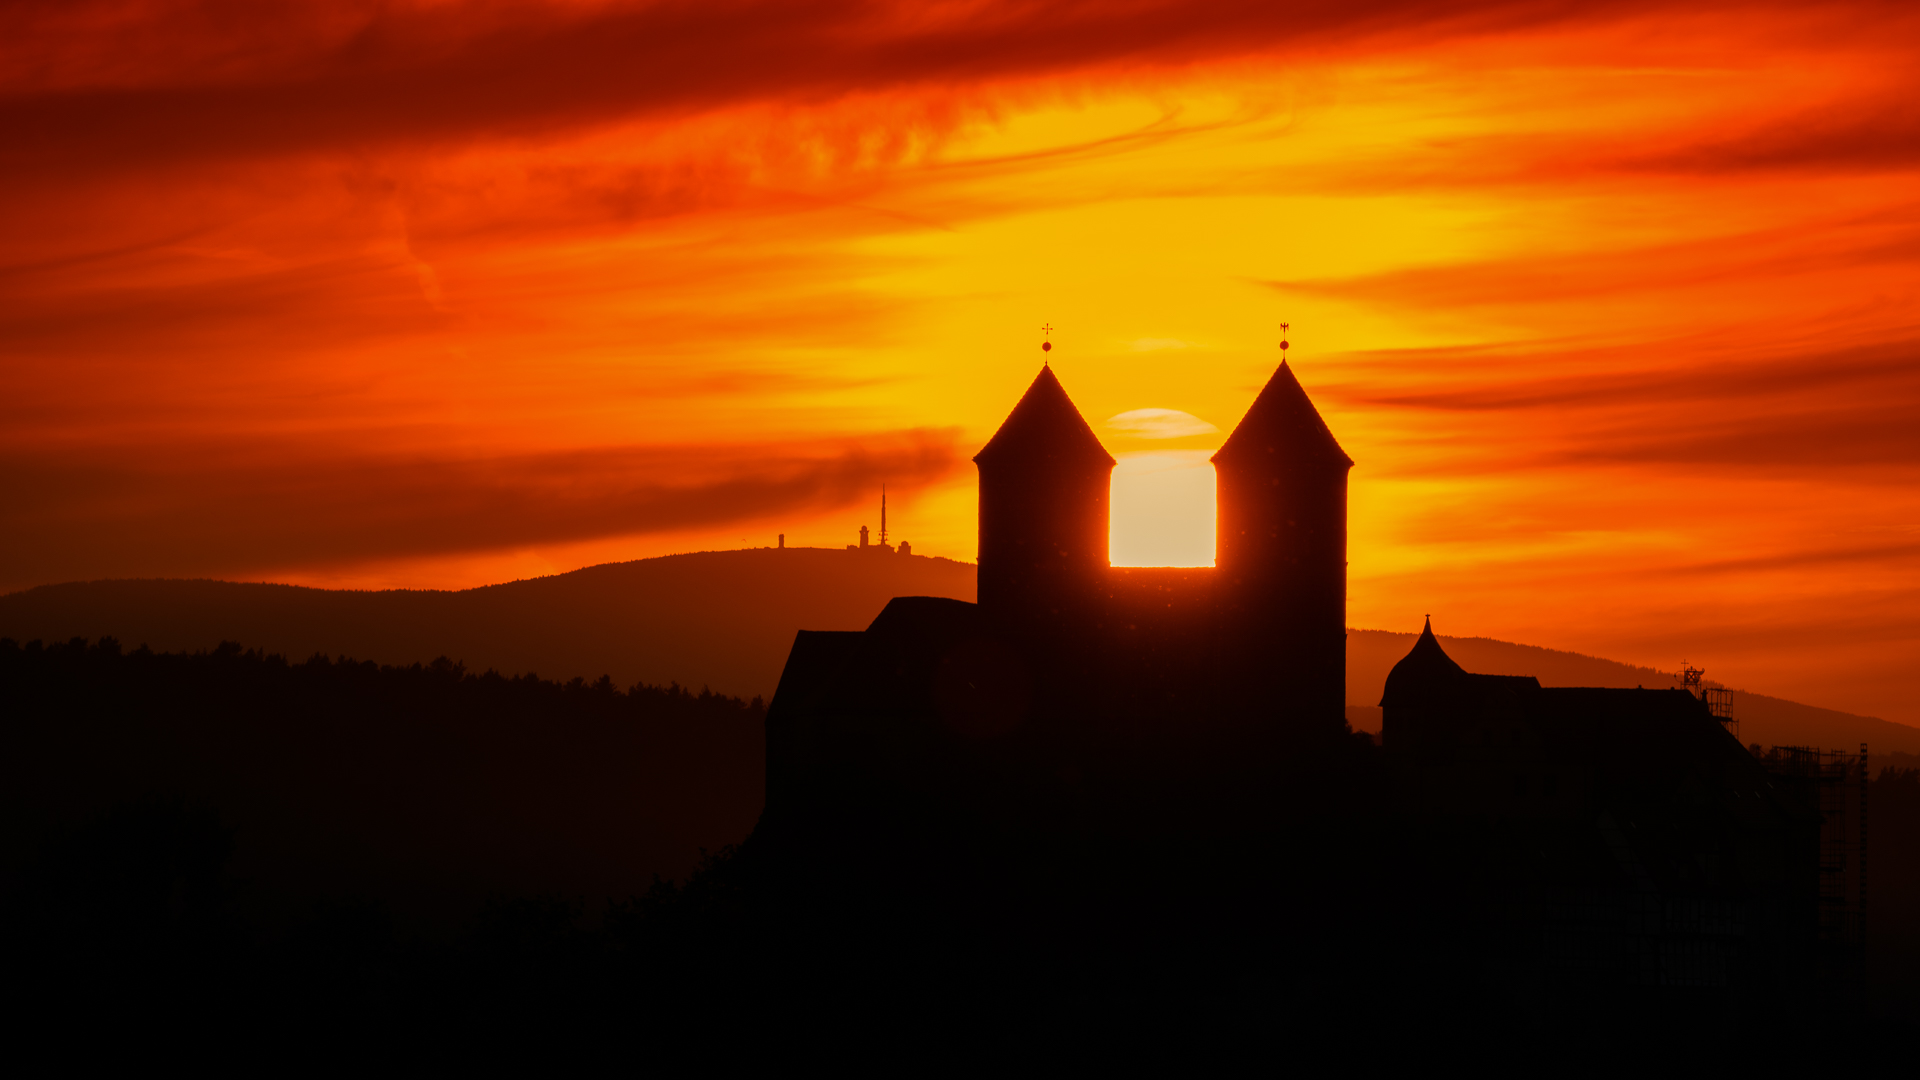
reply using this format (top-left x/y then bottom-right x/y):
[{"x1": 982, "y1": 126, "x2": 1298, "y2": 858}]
[{"x1": 4, "y1": 1, "x2": 1917, "y2": 724}]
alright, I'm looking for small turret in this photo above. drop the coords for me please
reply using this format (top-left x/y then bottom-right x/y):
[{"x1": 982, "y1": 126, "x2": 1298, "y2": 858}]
[
  {"x1": 1380, "y1": 617, "x2": 1466, "y2": 708},
  {"x1": 975, "y1": 366, "x2": 1116, "y2": 630},
  {"x1": 1379, "y1": 617, "x2": 1539, "y2": 755}
]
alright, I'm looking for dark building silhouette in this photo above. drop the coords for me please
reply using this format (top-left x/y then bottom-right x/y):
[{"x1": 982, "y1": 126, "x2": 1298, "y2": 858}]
[
  {"x1": 761, "y1": 359, "x2": 1852, "y2": 1013},
  {"x1": 1380, "y1": 618, "x2": 1863, "y2": 1008},
  {"x1": 975, "y1": 360, "x2": 1350, "y2": 745},
  {"x1": 766, "y1": 359, "x2": 1354, "y2": 855}
]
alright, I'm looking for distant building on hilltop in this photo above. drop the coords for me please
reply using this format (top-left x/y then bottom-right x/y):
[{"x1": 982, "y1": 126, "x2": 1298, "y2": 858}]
[{"x1": 846, "y1": 487, "x2": 908, "y2": 554}]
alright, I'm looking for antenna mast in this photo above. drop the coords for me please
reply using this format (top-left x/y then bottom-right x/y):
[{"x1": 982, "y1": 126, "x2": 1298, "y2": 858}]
[{"x1": 1681, "y1": 661, "x2": 1737, "y2": 739}]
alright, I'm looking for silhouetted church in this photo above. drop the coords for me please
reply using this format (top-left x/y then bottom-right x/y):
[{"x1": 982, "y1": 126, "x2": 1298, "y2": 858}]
[
  {"x1": 765, "y1": 360, "x2": 1355, "y2": 848},
  {"x1": 760, "y1": 358, "x2": 1853, "y2": 1013}
]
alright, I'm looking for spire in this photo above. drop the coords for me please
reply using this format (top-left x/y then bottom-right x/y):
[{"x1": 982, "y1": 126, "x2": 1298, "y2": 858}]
[
  {"x1": 880, "y1": 485, "x2": 888, "y2": 546},
  {"x1": 1212, "y1": 361, "x2": 1353, "y2": 470},
  {"x1": 974, "y1": 366, "x2": 1116, "y2": 469},
  {"x1": 1380, "y1": 616, "x2": 1469, "y2": 707}
]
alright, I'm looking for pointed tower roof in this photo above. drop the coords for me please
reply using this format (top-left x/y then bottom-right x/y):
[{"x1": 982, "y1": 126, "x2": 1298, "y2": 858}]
[
  {"x1": 974, "y1": 366, "x2": 1116, "y2": 469},
  {"x1": 1212, "y1": 361, "x2": 1352, "y2": 470},
  {"x1": 1380, "y1": 617, "x2": 1468, "y2": 707}
]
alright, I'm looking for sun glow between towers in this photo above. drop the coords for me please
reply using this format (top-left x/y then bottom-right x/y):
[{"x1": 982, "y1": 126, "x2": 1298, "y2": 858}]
[{"x1": 1108, "y1": 450, "x2": 1218, "y2": 568}]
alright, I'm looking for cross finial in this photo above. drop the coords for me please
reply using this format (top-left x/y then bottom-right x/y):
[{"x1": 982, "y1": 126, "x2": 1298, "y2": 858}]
[
  {"x1": 1040, "y1": 323, "x2": 1053, "y2": 361},
  {"x1": 1280, "y1": 321, "x2": 1291, "y2": 353}
]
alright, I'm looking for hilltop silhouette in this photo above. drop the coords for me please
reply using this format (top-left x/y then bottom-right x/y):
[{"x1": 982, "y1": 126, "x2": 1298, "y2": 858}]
[
  {"x1": 0, "y1": 548, "x2": 975, "y2": 701},
  {"x1": 3, "y1": 549, "x2": 1912, "y2": 754}
]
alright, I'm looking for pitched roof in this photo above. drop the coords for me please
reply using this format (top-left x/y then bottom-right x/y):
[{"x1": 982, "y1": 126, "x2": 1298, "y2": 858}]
[
  {"x1": 974, "y1": 366, "x2": 1116, "y2": 470},
  {"x1": 1212, "y1": 361, "x2": 1353, "y2": 470}
]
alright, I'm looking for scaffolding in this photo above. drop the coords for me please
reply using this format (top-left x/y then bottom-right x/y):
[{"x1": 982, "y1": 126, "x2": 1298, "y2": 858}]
[
  {"x1": 1704, "y1": 687, "x2": 1736, "y2": 741},
  {"x1": 1757, "y1": 744, "x2": 1868, "y2": 953}
]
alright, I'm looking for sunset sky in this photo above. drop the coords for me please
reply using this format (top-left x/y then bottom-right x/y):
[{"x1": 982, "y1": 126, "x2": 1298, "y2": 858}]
[{"x1": 4, "y1": 1, "x2": 1917, "y2": 724}]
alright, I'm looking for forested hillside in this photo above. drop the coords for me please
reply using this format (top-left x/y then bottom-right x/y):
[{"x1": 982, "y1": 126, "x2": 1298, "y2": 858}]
[{"x1": 0, "y1": 636, "x2": 763, "y2": 930}]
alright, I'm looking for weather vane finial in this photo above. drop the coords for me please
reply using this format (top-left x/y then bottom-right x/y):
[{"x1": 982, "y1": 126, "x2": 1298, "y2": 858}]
[
  {"x1": 1041, "y1": 323, "x2": 1053, "y2": 361},
  {"x1": 1280, "y1": 321, "x2": 1291, "y2": 353}
]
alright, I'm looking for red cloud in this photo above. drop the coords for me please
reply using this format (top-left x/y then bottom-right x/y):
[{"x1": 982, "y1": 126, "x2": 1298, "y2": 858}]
[{"x1": 0, "y1": 428, "x2": 965, "y2": 591}]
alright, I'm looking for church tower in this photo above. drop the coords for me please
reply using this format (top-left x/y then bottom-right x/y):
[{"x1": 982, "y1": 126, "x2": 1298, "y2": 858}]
[
  {"x1": 974, "y1": 366, "x2": 1115, "y2": 635},
  {"x1": 1212, "y1": 360, "x2": 1353, "y2": 730}
]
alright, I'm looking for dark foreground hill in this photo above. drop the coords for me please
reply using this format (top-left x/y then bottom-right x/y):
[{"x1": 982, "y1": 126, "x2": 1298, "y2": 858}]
[
  {"x1": 0, "y1": 637, "x2": 784, "y2": 1053},
  {"x1": 6, "y1": 636, "x2": 1916, "y2": 1051},
  {"x1": 0, "y1": 638, "x2": 763, "y2": 932},
  {"x1": 5, "y1": 640, "x2": 1919, "y2": 1048},
  {"x1": 5, "y1": 548, "x2": 1913, "y2": 755}
]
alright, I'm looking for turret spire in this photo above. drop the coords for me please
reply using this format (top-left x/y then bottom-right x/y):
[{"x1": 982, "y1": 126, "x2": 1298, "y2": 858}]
[
  {"x1": 1212, "y1": 361, "x2": 1352, "y2": 470},
  {"x1": 974, "y1": 366, "x2": 1115, "y2": 470}
]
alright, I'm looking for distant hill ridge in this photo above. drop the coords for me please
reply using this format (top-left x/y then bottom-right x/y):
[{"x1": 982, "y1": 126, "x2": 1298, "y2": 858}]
[
  {"x1": 0, "y1": 548, "x2": 977, "y2": 707},
  {"x1": 4, "y1": 548, "x2": 1914, "y2": 755}
]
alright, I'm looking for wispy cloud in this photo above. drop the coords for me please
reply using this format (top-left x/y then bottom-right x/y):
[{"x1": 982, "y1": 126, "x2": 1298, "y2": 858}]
[{"x1": 1105, "y1": 408, "x2": 1219, "y2": 439}]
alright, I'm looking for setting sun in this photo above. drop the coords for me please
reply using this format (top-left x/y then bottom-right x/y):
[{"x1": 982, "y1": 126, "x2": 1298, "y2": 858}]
[{"x1": 1110, "y1": 451, "x2": 1218, "y2": 568}]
